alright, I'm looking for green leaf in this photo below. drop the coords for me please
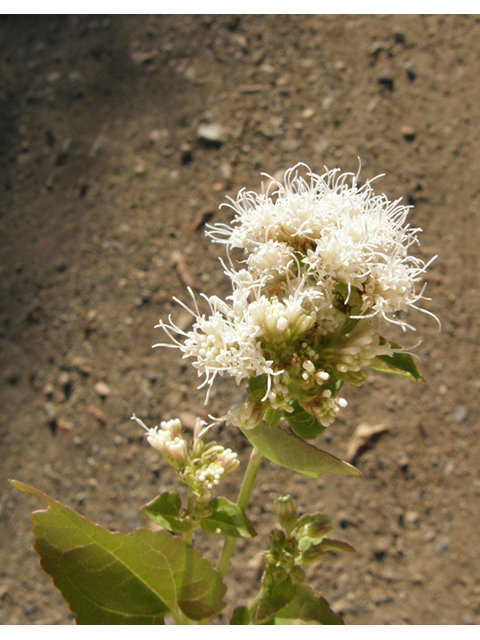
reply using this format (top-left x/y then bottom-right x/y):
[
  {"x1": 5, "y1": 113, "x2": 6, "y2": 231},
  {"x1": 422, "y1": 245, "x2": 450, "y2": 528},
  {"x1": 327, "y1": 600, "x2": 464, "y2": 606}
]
[
  {"x1": 333, "y1": 368, "x2": 369, "y2": 387},
  {"x1": 141, "y1": 492, "x2": 191, "y2": 534},
  {"x1": 247, "y1": 374, "x2": 268, "y2": 399},
  {"x1": 340, "y1": 315, "x2": 361, "y2": 336},
  {"x1": 370, "y1": 346, "x2": 424, "y2": 382},
  {"x1": 230, "y1": 606, "x2": 250, "y2": 624},
  {"x1": 241, "y1": 423, "x2": 361, "y2": 478},
  {"x1": 11, "y1": 480, "x2": 226, "y2": 624},
  {"x1": 201, "y1": 497, "x2": 257, "y2": 539},
  {"x1": 319, "y1": 538, "x2": 356, "y2": 554},
  {"x1": 284, "y1": 401, "x2": 324, "y2": 439},
  {"x1": 296, "y1": 514, "x2": 332, "y2": 551},
  {"x1": 256, "y1": 568, "x2": 296, "y2": 622},
  {"x1": 267, "y1": 584, "x2": 344, "y2": 625},
  {"x1": 321, "y1": 377, "x2": 344, "y2": 396},
  {"x1": 264, "y1": 407, "x2": 284, "y2": 426}
]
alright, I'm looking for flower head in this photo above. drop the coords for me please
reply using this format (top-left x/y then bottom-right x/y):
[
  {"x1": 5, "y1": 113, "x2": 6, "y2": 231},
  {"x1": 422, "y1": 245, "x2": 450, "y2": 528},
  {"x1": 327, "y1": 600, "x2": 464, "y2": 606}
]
[
  {"x1": 208, "y1": 163, "x2": 436, "y2": 329},
  {"x1": 155, "y1": 163, "x2": 437, "y2": 431}
]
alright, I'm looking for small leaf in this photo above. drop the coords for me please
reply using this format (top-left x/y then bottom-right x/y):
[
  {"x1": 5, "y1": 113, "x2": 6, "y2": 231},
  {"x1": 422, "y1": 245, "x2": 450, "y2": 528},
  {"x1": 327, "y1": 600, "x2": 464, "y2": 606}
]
[
  {"x1": 340, "y1": 315, "x2": 361, "y2": 336},
  {"x1": 370, "y1": 346, "x2": 424, "y2": 382},
  {"x1": 11, "y1": 481, "x2": 226, "y2": 623},
  {"x1": 230, "y1": 606, "x2": 250, "y2": 625},
  {"x1": 268, "y1": 584, "x2": 344, "y2": 625},
  {"x1": 333, "y1": 368, "x2": 368, "y2": 387},
  {"x1": 141, "y1": 492, "x2": 191, "y2": 533},
  {"x1": 241, "y1": 423, "x2": 361, "y2": 477},
  {"x1": 296, "y1": 514, "x2": 332, "y2": 551},
  {"x1": 201, "y1": 497, "x2": 257, "y2": 538},
  {"x1": 247, "y1": 374, "x2": 268, "y2": 399},
  {"x1": 319, "y1": 538, "x2": 356, "y2": 554},
  {"x1": 284, "y1": 401, "x2": 324, "y2": 439},
  {"x1": 256, "y1": 568, "x2": 296, "y2": 622}
]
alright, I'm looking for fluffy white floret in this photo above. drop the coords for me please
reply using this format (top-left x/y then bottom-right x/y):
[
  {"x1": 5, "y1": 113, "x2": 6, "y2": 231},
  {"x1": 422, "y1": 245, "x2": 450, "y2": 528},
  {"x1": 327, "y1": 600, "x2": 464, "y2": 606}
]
[{"x1": 208, "y1": 163, "x2": 436, "y2": 329}]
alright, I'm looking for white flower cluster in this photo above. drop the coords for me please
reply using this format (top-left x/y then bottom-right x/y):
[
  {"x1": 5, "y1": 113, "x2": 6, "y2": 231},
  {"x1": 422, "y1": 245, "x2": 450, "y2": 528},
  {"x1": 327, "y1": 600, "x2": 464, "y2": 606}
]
[
  {"x1": 210, "y1": 164, "x2": 435, "y2": 328},
  {"x1": 131, "y1": 415, "x2": 239, "y2": 496},
  {"x1": 156, "y1": 163, "x2": 436, "y2": 432}
]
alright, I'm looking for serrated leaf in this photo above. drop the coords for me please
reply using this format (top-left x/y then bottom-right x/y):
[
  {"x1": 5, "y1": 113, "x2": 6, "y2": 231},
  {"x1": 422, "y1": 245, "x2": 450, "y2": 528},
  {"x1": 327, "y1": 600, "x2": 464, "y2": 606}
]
[
  {"x1": 370, "y1": 347, "x2": 424, "y2": 382},
  {"x1": 11, "y1": 480, "x2": 226, "y2": 624},
  {"x1": 256, "y1": 568, "x2": 296, "y2": 622},
  {"x1": 266, "y1": 584, "x2": 344, "y2": 625},
  {"x1": 201, "y1": 497, "x2": 257, "y2": 539},
  {"x1": 141, "y1": 492, "x2": 191, "y2": 534},
  {"x1": 285, "y1": 401, "x2": 324, "y2": 439},
  {"x1": 241, "y1": 423, "x2": 361, "y2": 477},
  {"x1": 230, "y1": 606, "x2": 250, "y2": 624}
]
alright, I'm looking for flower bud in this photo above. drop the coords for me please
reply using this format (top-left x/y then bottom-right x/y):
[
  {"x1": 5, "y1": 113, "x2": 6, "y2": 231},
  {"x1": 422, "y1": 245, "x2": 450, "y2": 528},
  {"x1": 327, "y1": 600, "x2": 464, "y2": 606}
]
[
  {"x1": 217, "y1": 448, "x2": 240, "y2": 475},
  {"x1": 298, "y1": 514, "x2": 332, "y2": 541},
  {"x1": 274, "y1": 495, "x2": 298, "y2": 535},
  {"x1": 269, "y1": 529, "x2": 286, "y2": 554},
  {"x1": 299, "y1": 543, "x2": 328, "y2": 565},
  {"x1": 160, "y1": 418, "x2": 183, "y2": 438},
  {"x1": 165, "y1": 436, "x2": 189, "y2": 467},
  {"x1": 226, "y1": 402, "x2": 263, "y2": 430}
]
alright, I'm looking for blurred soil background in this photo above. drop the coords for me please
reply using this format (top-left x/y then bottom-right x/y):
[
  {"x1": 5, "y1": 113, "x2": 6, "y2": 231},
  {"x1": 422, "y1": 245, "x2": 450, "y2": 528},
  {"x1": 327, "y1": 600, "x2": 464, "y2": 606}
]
[{"x1": 1, "y1": 14, "x2": 480, "y2": 625}]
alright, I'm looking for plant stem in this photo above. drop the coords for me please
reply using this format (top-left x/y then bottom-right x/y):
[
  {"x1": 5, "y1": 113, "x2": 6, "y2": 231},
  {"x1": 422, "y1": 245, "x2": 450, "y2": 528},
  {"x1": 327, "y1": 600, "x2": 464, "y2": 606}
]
[
  {"x1": 183, "y1": 487, "x2": 194, "y2": 548},
  {"x1": 216, "y1": 446, "x2": 264, "y2": 580},
  {"x1": 171, "y1": 608, "x2": 189, "y2": 625}
]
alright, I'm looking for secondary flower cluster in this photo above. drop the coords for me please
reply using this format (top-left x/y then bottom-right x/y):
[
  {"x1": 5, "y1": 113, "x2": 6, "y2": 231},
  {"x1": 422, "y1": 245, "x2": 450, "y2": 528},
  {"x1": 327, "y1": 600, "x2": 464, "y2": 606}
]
[
  {"x1": 263, "y1": 495, "x2": 355, "y2": 585},
  {"x1": 156, "y1": 164, "x2": 435, "y2": 432},
  {"x1": 132, "y1": 415, "x2": 239, "y2": 497}
]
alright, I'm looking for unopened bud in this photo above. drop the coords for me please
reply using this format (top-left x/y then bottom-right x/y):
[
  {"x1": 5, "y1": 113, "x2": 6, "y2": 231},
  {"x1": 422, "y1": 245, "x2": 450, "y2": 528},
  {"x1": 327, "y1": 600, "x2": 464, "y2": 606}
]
[
  {"x1": 201, "y1": 444, "x2": 224, "y2": 464},
  {"x1": 217, "y1": 448, "x2": 240, "y2": 475},
  {"x1": 269, "y1": 529, "x2": 286, "y2": 553},
  {"x1": 160, "y1": 418, "x2": 183, "y2": 438},
  {"x1": 301, "y1": 514, "x2": 332, "y2": 541},
  {"x1": 299, "y1": 543, "x2": 328, "y2": 565},
  {"x1": 274, "y1": 495, "x2": 298, "y2": 535},
  {"x1": 226, "y1": 402, "x2": 263, "y2": 430}
]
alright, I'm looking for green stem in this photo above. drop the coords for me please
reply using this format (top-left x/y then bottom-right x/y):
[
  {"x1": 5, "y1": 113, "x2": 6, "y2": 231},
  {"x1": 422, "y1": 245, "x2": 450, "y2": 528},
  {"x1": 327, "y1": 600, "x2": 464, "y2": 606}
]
[
  {"x1": 216, "y1": 446, "x2": 264, "y2": 580},
  {"x1": 171, "y1": 608, "x2": 189, "y2": 625},
  {"x1": 183, "y1": 487, "x2": 195, "y2": 548}
]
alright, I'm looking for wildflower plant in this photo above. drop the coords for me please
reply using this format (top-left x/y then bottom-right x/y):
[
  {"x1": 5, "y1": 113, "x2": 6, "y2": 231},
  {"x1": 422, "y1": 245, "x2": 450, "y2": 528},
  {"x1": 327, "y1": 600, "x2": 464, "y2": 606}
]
[{"x1": 11, "y1": 163, "x2": 437, "y2": 624}]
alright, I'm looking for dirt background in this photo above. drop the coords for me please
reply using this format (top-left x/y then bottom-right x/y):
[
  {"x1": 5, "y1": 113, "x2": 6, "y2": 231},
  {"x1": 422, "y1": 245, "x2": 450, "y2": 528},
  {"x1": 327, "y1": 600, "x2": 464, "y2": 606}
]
[{"x1": 1, "y1": 14, "x2": 480, "y2": 625}]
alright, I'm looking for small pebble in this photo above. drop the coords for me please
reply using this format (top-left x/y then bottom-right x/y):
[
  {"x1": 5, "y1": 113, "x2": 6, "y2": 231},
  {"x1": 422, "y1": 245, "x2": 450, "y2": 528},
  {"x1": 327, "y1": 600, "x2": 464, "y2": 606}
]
[
  {"x1": 196, "y1": 123, "x2": 226, "y2": 146},
  {"x1": 405, "y1": 511, "x2": 419, "y2": 526},
  {"x1": 436, "y1": 536, "x2": 450, "y2": 553},
  {"x1": 378, "y1": 69, "x2": 394, "y2": 91},
  {"x1": 451, "y1": 405, "x2": 468, "y2": 423},
  {"x1": 94, "y1": 381, "x2": 111, "y2": 398},
  {"x1": 401, "y1": 125, "x2": 416, "y2": 141}
]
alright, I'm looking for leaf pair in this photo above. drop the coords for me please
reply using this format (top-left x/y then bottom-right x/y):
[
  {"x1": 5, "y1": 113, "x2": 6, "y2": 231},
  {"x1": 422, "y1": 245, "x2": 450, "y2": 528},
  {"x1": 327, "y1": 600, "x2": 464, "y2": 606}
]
[{"x1": 142, "y1": 492, "x2": 257, "y2": 539}]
